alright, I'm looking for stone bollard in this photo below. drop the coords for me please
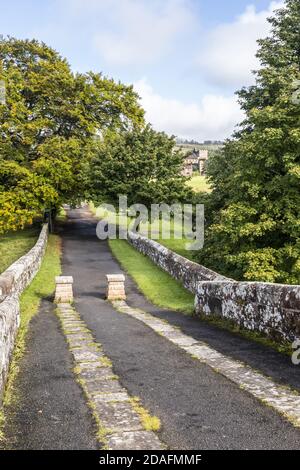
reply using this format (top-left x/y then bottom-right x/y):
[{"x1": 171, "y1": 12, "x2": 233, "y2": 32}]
[
  {"x1": 55, "y1": 276, "x2": 74, "y2": 303},
  {"x1": 106, "y1": 274, "x2": 126, "y2": 301}
]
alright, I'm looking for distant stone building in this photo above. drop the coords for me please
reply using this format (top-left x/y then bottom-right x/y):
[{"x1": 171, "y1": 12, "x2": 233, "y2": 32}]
[
  {"x1": 181, "y1": 161, "x2": 193, "y2": 177},
  {"x1": 181, "y1": 148, "x2": 208, "y2": 176}
]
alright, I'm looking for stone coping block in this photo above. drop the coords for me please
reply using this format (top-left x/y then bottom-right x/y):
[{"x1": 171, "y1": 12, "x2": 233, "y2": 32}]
[
  {"x1": 106, "y1": 274, "x2": 125, "y2": 282},
  {"x1": 55, "y1": 276, "x2": 74, "y2": 284}
]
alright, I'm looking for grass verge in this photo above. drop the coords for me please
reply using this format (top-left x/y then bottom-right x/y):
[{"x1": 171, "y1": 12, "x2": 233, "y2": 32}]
[
  {"x1": 109, "y1": 239, "x2": 194, "y2": 314},
  {"x1": 187, "y1": 175, "x2": 211, "y2": 193},
  {"x1": 158, "y1": 238, "x2": 196, "y2": 261},
  {"x1": 90, "y1": 203, "x2": 197, "y2": 261},
  {"x1": 0, "y1": 234, "x2": 61, "y2": 439},
  {"x1": 0, "y1": 226, "x2": 40, "y2": 274}
]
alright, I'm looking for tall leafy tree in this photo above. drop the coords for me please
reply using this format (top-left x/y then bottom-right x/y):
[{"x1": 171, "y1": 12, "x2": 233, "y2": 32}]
[
  {"x1": 198, "y1": 0, "x2": 300, "y2": 284},
  {"x1": 88, "y1": 125, "x2": 191, "y2": 207},
  {"x1": 0, "y1": 37, "x2": 144, "y2": 232}
]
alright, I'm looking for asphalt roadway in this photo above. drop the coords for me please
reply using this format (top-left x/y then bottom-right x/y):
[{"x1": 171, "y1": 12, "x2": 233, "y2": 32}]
[{"x1": 1, "y1": 207, "x2": 300, "y2": 450}]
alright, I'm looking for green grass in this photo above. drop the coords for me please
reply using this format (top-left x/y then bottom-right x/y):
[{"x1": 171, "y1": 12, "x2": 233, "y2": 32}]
[
  {"x1": 176, "y1": 143, "x2": 223, "y2": 153},
  {"x1": 0, "y1": 226, "x2": 40, "y2": 274},
  {"x1": 130, "y1": 397, "x2": 161, "y2": 432},
  {"x1": 0, "y1": 234, "x2": 61, "y2": 437},
  {"x1": 158, "y1": 238, "x2": 196, "y2": 261},
  {"x1": 109, "y1": 239, "x2": 194, "y2": 314},
  {"x1": 187, "y1": 175, "x2": 211, "y2": 193},
  {"x1": 56, "y1": 206, "x2": 67, "y2": 222},
  {"x1": 91, "y1": 204, "x2": 197, "y2": 261}
]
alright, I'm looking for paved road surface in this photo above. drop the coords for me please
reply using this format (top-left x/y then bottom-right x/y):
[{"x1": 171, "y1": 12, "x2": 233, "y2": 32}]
[
  {"x1": 2, "y1": 207, "x2": 300, "y2": 450},
  {"x1": 0, "y1": 298, "x2": 98, "y2": 450},
  {"x1": 60, "y1": 208, "x2": 300, "y2": 450}
]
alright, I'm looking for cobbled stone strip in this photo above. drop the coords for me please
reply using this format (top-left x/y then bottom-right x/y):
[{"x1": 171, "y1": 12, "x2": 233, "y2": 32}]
[
  {"x1": 113, "y1": 300, "x2": 300, "y2": 428},
  {"x1": 56, "y1": 303, "x2": 164, "y2": 450}
]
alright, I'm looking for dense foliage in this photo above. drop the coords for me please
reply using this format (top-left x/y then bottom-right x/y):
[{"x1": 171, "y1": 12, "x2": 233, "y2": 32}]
[
  {"x1": 0, "y1": 37, "x2": 144, "y2": 232},
  {"x1": 198, "y1": 0, "x2": 300, "y2": 284},
  {"x1": 88, "y1": 125, "x2": 191, "y2": 207}
]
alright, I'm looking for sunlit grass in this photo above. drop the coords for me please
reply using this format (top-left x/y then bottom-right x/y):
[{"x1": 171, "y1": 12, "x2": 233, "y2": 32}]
[
  {"x1": 0, "y1": 226, "x2": 40, "y2": 274},
  {"x1": 109, "y1": 239, "x2": 194, "y2": 314},
  {"x1": 158, "y1": 238, "x2": 196, "y2": 261},
  {"x1": 187, "y1": 175, "x2": 211, "y2": 193},
  {"x1": 91, "y1": 203, "x2": 197, "y2": 261}
]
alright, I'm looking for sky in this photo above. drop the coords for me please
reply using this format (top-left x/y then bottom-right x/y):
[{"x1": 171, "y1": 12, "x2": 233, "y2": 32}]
[{"x1": 0, "y1": 0, "x2": 285, "y2": 140}]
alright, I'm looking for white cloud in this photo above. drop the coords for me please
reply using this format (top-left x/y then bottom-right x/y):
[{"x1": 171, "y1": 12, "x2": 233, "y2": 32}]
[
  {"x1": 92, "y1": 0, "x2": 193, "y2": 66},
  {"x1": 30, "y1": 0, "x2": 194, "y2": 68},
  {"x1": 197, "y1": 1, "x2": 284, "y2": 87},
  {"x1": 134, "y1": 79, "x2": 244, "y2": 141}
]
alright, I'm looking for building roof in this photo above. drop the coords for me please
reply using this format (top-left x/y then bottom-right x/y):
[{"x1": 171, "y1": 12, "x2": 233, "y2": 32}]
[{"x1": 185, "y1": 149, "x2": 208, "y2": 161}]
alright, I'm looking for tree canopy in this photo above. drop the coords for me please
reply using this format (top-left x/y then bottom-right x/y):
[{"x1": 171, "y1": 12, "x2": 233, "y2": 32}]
[
  {"x1": 88, "y1": 125, "x2": 191, "y2": 207},
  {"x1": 0, "y1": 37, "x2": 144, "y2": 232},
  {"x1": 198, "y1": 0, "x2": 300, "y2": 284}
]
